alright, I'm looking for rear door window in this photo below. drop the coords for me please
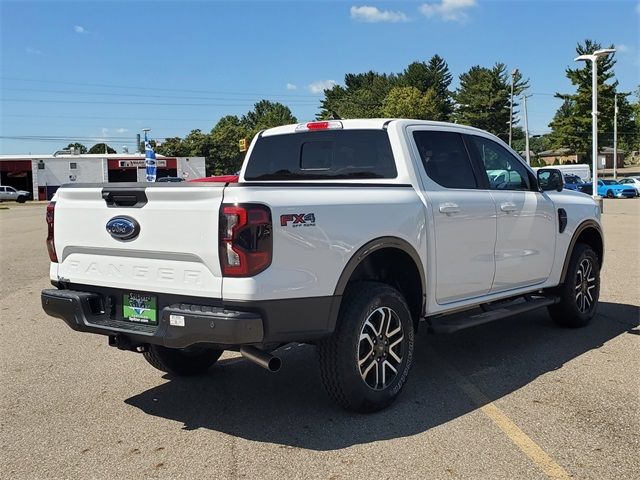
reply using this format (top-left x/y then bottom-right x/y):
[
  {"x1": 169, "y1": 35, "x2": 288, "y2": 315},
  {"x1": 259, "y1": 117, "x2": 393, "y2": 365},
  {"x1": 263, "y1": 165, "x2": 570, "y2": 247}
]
[
  {"x1": 412, "y1": 130, "x2": 478, "y2": 189},
  {"x1": 244, "y1": 130, "x2": 397, "y2": 180}
]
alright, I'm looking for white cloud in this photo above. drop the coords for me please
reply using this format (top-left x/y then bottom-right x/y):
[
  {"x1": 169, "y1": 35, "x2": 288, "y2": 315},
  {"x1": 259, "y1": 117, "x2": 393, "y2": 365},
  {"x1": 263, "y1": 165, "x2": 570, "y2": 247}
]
[
  {"x1": 101, "y1": 128, "x2": 109, "y2": 137},
  {"x1": 636, "y1": 2, "x2": 640, "y2": 14},
  {"x1": 419, "y1": 0, "x2": 476, "y2": 22},
  {"x1": 74, "y1": 25, "x2": 88, "y2": 34},
  {"x1": 350, "y1": 5, "x2": 409, "y2": 23},
  {"x1": 26, "y1": 47, "x2": 42, "y2": 55},
  {"x1": 616, "y1": 43, "x2": 629, "y2": 53},
  {"x1": 307, "y1": 80, "x2": 337, "y2": 94},
  {"x1": 116, "y1": 128, "x2": 129, "y2": 133},
  {"x1": 286, "y1": 83, "x2": 297, "y2": 90}
]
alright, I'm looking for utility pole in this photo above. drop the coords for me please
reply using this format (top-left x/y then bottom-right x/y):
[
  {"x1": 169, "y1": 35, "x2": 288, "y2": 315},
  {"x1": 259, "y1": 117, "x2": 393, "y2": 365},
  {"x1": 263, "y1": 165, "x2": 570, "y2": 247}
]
[
  {"x1": 522, "y1": 94, "x2": 532, "y2": 165},
  {"x1": 613, "y1": 93, "x2": 618, "y2": 180},
  {"x1": 508, "y1": 68, "x2": 519, "y2": 147}
]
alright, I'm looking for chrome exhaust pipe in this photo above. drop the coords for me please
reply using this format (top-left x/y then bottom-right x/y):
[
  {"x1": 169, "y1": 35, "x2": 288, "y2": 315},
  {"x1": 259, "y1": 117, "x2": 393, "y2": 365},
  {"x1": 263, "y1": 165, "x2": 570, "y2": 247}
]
[{"x1": 240, "y1": 346, "x2": 281, "y2": 372}]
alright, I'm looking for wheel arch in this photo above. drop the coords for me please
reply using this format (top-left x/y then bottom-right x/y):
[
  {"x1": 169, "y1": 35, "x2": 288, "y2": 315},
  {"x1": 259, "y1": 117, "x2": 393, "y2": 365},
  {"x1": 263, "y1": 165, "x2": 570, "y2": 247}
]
[
  {"x1": 560, "y1": 220, "x2": 604, "y2": 284},
  {"x1": 333, "y1": 237, "x2": 426, "y2": 331}
]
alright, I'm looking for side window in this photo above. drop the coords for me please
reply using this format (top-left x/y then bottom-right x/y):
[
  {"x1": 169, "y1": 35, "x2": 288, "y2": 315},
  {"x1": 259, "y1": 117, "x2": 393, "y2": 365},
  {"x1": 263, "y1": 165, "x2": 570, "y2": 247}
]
[
  {"x1": 468, "y1": 136, "x2": 531, "y2": 191},
  {"x1": 413, "y1": 130, "x2": 477, "y2": 189}
]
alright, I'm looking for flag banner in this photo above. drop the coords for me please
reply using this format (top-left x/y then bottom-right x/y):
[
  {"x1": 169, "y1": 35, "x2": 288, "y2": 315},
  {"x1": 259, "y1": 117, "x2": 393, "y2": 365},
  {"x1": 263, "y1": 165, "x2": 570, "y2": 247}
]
[{"x1": 144, "y1": 132, "x2": 157, "y2": 182}]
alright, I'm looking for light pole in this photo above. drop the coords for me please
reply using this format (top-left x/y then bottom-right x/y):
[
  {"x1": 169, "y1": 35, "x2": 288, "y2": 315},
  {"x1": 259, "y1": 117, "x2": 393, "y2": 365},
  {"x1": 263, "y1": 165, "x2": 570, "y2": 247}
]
[
  {"x1": 574, "y1": 48, "x2": 615, "y2": 201},
  {"x1": 508, "y1": 68, "x2": 519, "y2": 147},
  {"x1": 613, "y1": 93, "x2": 618, "y2": 180}
]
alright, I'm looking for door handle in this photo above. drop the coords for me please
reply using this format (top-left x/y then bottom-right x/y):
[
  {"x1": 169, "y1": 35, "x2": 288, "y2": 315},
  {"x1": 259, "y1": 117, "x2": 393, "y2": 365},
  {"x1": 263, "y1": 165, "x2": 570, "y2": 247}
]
[
  {"x1": 500, "y1": 202, "x2": 518, "y2": 213},
  {"x1": 439, "y1": 203, "x2": 460, "y2": 215}
]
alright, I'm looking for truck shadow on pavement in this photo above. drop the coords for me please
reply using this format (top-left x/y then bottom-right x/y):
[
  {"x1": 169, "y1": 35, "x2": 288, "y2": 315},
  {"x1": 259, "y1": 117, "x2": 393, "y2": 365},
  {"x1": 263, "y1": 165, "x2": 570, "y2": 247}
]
[{"x1": 125, "y1": 301, "x2": 638, "y2": 451}]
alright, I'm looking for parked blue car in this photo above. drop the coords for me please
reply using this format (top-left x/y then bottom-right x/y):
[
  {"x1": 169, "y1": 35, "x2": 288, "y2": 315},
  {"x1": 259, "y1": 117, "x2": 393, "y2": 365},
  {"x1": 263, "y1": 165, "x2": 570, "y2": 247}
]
[
  {"x1": 577, "y1": 179, "x2": 637, "y2": 198},
  {"x1": 563, "y1": 174, "x2": 587, "y2": 191}
]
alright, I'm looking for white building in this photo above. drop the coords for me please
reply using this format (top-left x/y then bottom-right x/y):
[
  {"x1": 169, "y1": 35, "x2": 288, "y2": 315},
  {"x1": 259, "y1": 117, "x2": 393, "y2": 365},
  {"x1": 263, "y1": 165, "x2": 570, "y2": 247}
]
[{"x1": 0, "y1": 153, "x2": 205, "y2": 200}]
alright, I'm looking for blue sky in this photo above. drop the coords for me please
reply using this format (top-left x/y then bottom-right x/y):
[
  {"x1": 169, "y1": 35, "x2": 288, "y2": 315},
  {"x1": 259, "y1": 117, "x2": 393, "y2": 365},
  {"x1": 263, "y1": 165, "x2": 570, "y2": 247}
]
[{"x1": 1, "y1": 0, "x2": 638, "y2": 154}]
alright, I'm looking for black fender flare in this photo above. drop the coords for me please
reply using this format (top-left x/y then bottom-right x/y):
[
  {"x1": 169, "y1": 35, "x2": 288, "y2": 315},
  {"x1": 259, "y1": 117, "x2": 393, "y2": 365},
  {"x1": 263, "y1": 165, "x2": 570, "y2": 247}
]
[
  {"x1": 332, "y1": 236, "x2": 426, "y2": 318},
  {"x1": 559, "y1": 220, "x2": 604, "y2": 283}
]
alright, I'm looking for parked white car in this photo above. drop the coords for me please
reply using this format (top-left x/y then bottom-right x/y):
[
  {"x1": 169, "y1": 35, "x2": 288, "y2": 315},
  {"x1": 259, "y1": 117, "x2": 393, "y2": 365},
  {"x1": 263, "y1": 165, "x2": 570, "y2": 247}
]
[
  {"x1": 618, "y1": 177, "x2": 640, "y2": 195},
  {"x1": 0, "y1": 185, "x2": 30, "y2": 203}
]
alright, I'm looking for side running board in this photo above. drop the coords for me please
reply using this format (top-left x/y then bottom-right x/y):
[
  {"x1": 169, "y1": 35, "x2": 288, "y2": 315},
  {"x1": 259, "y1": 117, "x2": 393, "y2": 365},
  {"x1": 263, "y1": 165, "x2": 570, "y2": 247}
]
[{"x1": 428, "y1": 294, "x2": 560, "y2": 334}]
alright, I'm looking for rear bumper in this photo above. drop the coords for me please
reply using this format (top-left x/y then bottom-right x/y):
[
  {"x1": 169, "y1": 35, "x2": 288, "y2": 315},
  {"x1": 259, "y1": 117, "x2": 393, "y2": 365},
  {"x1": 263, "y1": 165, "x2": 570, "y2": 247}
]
[{"x1": 41, "y1": 286, "x2": 340, "y2": 348}]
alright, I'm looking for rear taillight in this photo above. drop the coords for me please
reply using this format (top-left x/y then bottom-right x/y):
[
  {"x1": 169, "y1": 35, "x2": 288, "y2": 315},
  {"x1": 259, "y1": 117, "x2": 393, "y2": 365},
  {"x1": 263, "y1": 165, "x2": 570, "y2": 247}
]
[
  {"x1": 46, "y1": 201, "x2": 58, "y2": 262},
  {"x1": 219, "y1": 203, "x2": 272, "y2": 277}
]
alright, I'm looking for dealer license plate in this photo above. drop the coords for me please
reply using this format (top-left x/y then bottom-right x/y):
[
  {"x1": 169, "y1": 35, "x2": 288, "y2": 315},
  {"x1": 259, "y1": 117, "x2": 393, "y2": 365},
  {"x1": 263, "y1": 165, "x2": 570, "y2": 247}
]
[{"x1": 123, "y1": 293, "x2": 157, "y2": 325}]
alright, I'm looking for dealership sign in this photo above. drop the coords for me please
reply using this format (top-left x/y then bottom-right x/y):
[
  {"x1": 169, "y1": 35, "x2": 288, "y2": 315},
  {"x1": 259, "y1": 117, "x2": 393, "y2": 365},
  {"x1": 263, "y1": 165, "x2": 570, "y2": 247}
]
[{"x1": 118, "y1": 159, "x2": 167, "y2": 168}]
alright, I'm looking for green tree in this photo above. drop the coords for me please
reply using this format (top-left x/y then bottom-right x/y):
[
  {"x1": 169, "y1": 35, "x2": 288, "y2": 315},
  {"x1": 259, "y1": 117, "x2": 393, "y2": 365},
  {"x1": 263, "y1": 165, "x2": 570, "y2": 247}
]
[
  {"x1": 398, "y1": 61, "x2": 431, "y2": 91},
  {"x1": 182, "y1": 129, "x2": 214, "y2": 158},
  {"x1": 549, "y1": 40, "x2": 638, "y2": 155},
  {"x1": 209, "y1": 115, "x2": 250, "y2": 175},
  {"x1": 64, "y1": 142, "x2": 87, "y2": 154},
  {"x1": 318, "y1": 71, "x2": 398, "y2": 119},
  {"x1": 425, "y1": 55, "x2": 454, "y2": 120},
  {"x1": 382, "y1": 86, "x2": 440, "y2": 119},
  {"x1": 453, "y1": 63, "x2": 528, "y2": 140},
  {"x1": 631, "y1": 86, "x2": 640, "y2": 151},
  {"x1": 88, "y1": 143, "x2": 116, "y2": 154},
  {"x1": 242, "y1": 100, "x2": 297, "y2": 136},
  {"x1": 156, "y1": 137, "x2": 189, "y2": 157}
]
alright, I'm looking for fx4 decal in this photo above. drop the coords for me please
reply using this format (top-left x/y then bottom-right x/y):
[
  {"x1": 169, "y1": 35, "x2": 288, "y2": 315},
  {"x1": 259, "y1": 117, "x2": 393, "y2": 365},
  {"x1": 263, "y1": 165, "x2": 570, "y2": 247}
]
[{"x1": 280, "y1": 213, "x2": 316, "y2": 227}]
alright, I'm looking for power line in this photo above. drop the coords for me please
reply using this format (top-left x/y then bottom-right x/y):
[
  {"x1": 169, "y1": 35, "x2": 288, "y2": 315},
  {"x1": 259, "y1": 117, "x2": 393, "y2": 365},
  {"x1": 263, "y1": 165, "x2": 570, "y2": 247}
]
[
  {"x1": 0, "y1": 76, "x2": 321, "y2": 99},
  {"x1": 1, "y1": 98, "x2": 319, "y2": 107},
  {"x1": 1, "y1": 87, "x2": 320, "y2": 104},
  {"x1": 2, "y1": 113, "x2": 218, "y2": 121}
]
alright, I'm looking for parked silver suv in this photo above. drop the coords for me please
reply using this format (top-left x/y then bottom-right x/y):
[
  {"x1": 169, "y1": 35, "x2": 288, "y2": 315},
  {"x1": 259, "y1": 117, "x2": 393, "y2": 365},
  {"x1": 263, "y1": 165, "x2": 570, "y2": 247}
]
[{"x1": 0, "y1": 186, "x2": 30, "y2": 203}]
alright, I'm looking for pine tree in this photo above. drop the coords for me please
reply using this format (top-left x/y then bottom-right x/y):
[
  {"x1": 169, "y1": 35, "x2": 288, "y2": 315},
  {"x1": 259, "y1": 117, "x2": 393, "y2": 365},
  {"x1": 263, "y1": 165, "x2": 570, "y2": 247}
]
[
  {"x1": 453, "y1": 63, "x2": 528, "y2": 140},
  {"x1": 549, "y1": 40, "x2": 637, "y2": 156}
]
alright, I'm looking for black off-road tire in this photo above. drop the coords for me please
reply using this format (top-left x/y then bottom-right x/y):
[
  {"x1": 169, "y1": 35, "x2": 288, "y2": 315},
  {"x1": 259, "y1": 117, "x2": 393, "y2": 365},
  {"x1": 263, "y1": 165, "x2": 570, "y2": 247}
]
[
  {"x1": 143, "y1": 345, "x2": 223, "y2": 376},
  {"x1": 317, "y1": 281, "x2": 415, "y2": 413},
  {"x1": 16, "y1": 196, "x2": 26, "y2": 203},
  {"x1": 548, "y1": 243, "x2": 600, "y2": 328}
]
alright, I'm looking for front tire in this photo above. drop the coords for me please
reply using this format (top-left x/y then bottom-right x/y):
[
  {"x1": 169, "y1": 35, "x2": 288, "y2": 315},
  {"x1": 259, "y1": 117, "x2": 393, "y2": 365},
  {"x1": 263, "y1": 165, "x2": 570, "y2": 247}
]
[
  {"x1": 317, "y1": 282, "x2": 414, "y2": 412},
  {"x1": 606, "y1": 190, "x2": 614, "y2": 198},
  {"x1": 16, "y1": 196, "x2": 26, "y2": 203},
  {"x1": 143, "y1": 345, "x2": 223, "y2": 376},
  {"x1": 548, "y1": 243, "x2": 600, "y2": 328}
]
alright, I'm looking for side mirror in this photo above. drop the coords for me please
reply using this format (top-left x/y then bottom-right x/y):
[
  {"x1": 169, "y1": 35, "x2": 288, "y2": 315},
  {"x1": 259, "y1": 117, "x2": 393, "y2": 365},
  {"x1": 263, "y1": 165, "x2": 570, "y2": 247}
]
[{"x1": 538, "y1": 168, "x2": 564, "y2": 192}]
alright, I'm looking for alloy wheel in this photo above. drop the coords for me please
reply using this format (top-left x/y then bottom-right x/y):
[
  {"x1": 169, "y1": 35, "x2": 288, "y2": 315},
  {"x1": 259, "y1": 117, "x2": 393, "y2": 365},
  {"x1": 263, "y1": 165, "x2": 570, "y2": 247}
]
[
  {"x1": 357, "y1": 307, "x2": 404, "y2": 390},
  {"x1": 575, "y1": 258, "x2": 596, "y2": 313}
]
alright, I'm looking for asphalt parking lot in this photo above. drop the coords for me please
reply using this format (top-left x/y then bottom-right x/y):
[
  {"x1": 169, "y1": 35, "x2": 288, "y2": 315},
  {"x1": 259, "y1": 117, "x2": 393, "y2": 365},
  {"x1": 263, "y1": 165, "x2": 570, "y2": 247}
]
[{"x1": 1, "y1": 199, "x2": 638, "y2": 480}]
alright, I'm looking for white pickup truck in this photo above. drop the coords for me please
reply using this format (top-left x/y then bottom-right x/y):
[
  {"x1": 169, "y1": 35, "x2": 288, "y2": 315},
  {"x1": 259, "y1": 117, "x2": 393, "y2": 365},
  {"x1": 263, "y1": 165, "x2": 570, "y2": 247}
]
[{"x1": 41, "y1": 119, "x2": 603, "y2": 412}]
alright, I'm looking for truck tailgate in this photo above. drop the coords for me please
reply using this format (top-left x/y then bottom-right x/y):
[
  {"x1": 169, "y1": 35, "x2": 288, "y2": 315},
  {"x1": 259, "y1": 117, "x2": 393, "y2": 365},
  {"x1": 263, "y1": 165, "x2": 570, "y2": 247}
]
[{"x1": 52, "y1": 184, "x2": 225, "y2": 298}]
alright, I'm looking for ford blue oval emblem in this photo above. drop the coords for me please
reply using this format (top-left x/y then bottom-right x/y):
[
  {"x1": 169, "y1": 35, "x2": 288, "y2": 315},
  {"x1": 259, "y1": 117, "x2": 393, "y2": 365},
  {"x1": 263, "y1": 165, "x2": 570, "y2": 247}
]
[{"x1": 106, "y1": 216, "x2": 140, "y2": 240}]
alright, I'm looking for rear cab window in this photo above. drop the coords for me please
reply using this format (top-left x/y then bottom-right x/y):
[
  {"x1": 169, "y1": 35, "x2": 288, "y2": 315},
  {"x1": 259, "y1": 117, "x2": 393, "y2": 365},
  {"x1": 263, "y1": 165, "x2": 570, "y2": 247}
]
[{"x1": 244, "y1": 130, "x2": 397, "y2": 180}]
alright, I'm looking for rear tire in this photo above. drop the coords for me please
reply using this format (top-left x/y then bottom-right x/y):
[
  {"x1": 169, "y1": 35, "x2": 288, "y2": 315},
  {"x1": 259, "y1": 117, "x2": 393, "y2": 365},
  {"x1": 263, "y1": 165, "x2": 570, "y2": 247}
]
[
  {"x1": 143, "y1": 345, "x2": 223, "y2": 376},
  {"x1": 317, "y1": 281, "x2": 414, "y2": 413},
  {"x1": 606, "y1": 190, "x2": 614, "y2": 198},
  {"x1": 548, "y1": 243, "x2": 600, "y2": 328}
]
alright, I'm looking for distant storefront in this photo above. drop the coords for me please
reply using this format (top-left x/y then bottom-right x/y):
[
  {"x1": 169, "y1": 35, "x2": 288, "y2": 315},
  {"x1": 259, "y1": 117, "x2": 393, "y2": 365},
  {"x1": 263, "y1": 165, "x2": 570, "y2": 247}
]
[
  {"x1": 0, "y1": 154, "x2": 205, "y2": 200},
  {"x1": 537, "y1": 147, "x2": 625, "y2": 168}
]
